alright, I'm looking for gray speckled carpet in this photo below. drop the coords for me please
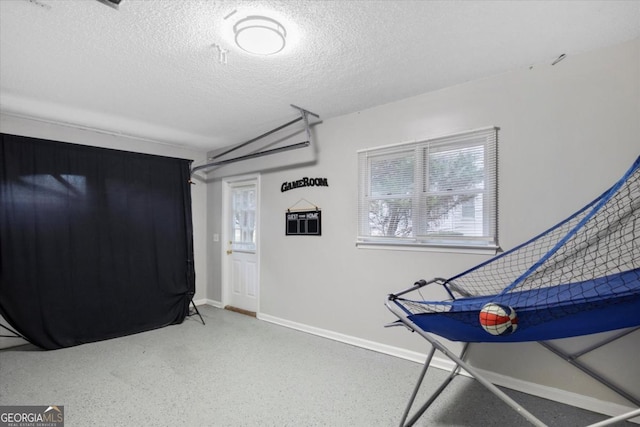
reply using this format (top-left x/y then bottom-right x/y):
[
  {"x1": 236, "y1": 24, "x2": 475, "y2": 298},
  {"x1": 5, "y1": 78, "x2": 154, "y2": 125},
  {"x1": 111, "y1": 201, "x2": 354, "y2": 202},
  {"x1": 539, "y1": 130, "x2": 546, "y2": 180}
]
[{"x1": 0, "y1": 306, "x2": 631, "y2": 426}]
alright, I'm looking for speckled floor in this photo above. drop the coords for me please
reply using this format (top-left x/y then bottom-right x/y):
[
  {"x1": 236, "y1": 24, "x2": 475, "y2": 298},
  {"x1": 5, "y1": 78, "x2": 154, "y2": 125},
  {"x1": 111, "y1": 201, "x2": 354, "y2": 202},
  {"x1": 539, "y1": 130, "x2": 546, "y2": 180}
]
[{"x1": 0, "y1": 306, "x2": 630, "y2": 426}]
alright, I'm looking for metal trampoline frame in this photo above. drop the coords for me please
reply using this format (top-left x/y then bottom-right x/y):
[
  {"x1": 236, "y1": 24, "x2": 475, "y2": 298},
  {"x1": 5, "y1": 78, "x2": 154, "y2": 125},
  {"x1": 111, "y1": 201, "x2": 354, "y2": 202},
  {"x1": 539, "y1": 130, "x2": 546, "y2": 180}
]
[{"x1": 386, "y1": 281, "x2": 640, "y2": 427}]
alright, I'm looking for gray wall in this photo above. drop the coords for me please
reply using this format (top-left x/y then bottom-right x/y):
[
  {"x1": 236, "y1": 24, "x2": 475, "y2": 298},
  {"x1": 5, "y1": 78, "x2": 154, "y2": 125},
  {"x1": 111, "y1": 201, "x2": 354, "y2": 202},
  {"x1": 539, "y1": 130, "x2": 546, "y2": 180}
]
[
  {"x1": 3, "y1": 35, "x2": 635, "y2": 410},
  {"x1": 207, "y1": 37, "x2": 640, "y2": 407}
]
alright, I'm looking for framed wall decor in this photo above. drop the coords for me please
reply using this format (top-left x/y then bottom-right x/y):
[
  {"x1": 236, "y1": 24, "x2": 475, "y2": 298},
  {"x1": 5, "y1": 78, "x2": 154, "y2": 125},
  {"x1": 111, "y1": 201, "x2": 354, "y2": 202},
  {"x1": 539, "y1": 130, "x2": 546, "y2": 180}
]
[{"x1": 286, "y1": 210, "x2": 321, "y2": 236}]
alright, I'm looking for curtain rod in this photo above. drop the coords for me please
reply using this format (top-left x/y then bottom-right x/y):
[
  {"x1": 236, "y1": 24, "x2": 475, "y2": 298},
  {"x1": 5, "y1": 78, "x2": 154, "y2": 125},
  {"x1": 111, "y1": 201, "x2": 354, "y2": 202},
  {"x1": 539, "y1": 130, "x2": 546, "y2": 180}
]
[
  {"x1": 191, "y1": 141, "x2": 310, "y2": 175},
  {"x1": 211, "y1": 116, "x2": 303, "y2": 160}
]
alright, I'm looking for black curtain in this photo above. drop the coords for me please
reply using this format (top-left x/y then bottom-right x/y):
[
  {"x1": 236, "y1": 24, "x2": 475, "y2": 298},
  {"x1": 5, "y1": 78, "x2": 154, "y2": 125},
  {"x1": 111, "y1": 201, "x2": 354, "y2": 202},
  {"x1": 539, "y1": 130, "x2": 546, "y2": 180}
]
[{"x1": 0, "y1": 133, "x2": 196, "y2": 349}]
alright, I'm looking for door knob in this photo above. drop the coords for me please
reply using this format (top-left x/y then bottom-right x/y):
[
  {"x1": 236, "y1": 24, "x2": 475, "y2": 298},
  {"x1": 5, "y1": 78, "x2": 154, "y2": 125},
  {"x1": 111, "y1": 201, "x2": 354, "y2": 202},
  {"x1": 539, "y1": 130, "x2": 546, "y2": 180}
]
[{"x1": 226, "y1": 249, "x2": 233, "y2": 255}]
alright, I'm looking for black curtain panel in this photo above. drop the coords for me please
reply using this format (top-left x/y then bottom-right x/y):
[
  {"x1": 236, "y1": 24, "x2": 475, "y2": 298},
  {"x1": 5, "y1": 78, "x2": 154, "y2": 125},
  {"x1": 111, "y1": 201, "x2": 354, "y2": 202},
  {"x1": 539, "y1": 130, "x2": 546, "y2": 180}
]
[{"x1": 0, "y1": 133, "x2": 196, "y2": 349}]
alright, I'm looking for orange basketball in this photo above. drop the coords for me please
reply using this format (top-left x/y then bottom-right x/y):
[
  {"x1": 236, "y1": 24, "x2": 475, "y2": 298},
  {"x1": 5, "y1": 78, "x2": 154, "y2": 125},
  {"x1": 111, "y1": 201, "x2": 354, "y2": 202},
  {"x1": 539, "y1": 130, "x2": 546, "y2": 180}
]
[{"x1": 479, "y1": 303, "x2": 518, "y2": 336}]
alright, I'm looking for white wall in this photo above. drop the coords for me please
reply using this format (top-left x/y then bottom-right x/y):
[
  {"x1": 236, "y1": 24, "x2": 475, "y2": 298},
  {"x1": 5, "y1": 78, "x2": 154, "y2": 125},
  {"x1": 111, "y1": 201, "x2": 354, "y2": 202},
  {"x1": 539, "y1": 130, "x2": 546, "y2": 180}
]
[
  {"x1": 0, "y1": 114, "x2": 209, "y2": 348},
  {"x1": 208, "y1": 37, "x2": 640, "y2": 411}
]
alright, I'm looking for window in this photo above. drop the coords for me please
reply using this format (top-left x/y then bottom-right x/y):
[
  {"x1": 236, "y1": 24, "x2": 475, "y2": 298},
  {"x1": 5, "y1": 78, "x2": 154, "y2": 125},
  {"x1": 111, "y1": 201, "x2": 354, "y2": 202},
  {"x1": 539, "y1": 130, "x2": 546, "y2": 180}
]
[
  {"x1": 357, "y1": 127, "x2": 499, "y2": 251},
  {"x1": 232, "y1": 184, "x2": 257, "y2": 252}
]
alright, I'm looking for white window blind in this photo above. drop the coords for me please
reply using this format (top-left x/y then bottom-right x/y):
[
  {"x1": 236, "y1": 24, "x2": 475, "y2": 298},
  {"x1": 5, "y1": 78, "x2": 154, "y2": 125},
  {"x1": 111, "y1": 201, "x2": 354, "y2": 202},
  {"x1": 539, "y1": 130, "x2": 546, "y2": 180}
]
[{"x1": 357, "y1": 127, "x2": 499, "y2": 250}]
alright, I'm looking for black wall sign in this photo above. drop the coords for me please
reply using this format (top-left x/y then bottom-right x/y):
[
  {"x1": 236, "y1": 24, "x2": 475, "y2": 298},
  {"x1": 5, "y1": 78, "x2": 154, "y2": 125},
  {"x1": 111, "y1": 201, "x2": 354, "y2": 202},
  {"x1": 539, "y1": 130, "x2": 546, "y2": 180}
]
[
  {"x1": 286, "y1": 210, "x2": 321, "y2": 236},
  {"x1": 281, "y1": 177, "x2": 328, "y2": 192}
]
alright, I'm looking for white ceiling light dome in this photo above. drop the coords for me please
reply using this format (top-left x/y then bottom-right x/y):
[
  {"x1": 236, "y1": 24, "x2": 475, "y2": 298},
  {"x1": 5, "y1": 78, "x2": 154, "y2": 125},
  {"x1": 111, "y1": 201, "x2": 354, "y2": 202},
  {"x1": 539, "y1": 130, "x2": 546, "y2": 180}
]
[{"x1": 234, "y1": 15, "x2": 287, "y2": 56}]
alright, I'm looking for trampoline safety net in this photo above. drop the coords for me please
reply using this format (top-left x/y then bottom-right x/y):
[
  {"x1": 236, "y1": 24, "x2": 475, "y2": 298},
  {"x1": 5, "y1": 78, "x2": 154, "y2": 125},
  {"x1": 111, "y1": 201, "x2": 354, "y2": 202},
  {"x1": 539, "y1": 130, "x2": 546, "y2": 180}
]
[{"x1": 393, "y1": 156, "x2": 640, "y2": 342}]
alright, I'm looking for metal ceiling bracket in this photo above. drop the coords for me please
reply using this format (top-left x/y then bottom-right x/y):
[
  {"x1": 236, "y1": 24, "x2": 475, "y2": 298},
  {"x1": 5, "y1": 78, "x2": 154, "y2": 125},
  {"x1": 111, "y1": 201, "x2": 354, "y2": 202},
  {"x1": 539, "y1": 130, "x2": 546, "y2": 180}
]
[
  {"x1": 191, "y1": 105, "x2": 319, "y2": 176},
  {"x1": 290, "y1": 104, "x2": 319, "y2": 143}
]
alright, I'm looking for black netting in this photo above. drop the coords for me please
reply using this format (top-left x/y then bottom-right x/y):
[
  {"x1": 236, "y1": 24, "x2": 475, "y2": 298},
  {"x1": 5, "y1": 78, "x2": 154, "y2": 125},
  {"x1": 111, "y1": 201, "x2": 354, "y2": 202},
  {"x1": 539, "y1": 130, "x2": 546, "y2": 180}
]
[{"x1": 402, "y1": 157, "x2": 640, "y2": 323}]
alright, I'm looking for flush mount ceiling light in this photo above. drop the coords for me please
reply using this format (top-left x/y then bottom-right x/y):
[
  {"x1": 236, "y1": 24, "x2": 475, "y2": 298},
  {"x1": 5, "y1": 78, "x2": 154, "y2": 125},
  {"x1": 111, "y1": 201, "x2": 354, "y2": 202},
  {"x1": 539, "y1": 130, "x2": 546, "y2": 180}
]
[{"x1": 234, "y1": 16, "x2": 287, "y2": 55}]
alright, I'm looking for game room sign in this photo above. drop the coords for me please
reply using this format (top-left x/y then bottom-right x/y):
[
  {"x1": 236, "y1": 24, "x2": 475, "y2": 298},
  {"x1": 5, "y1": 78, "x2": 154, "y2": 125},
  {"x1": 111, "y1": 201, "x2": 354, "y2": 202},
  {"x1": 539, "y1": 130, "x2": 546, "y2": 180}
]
[{"x1": 281, "y1": 177, "x2": 328, "y2": 192}]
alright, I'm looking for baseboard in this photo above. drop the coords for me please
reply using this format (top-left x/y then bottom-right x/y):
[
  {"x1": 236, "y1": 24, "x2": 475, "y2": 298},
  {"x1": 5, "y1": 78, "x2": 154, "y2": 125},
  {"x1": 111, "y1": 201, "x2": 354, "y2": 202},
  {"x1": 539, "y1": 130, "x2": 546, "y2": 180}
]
[
  {"x1": 475, "y1": 368, "x2": 640, "y2": 424},
  {"x1": 258, "y1": 313, "x2": 458, "y2": 371},
  {"x1": 198, "y1": 299, "x2": 223, "y2": 308},
  {"x1": 257, "y1": 312, "x2": 639, "y2": 424}
]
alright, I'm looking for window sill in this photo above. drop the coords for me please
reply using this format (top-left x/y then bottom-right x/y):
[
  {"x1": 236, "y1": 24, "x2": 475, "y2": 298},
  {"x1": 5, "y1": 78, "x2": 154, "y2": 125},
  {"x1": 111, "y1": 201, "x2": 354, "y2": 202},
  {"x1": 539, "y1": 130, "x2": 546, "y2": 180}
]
[{"x1": 355, "y1": 241, "x2": 501, "y2": 255}]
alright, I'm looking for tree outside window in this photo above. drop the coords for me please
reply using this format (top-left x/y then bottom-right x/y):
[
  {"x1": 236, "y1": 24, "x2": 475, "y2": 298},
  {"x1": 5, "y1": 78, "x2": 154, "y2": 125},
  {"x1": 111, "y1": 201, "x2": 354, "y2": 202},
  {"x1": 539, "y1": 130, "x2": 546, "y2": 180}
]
[{"x1": 357, "y1": 127, "x2": 498, "y2": 250}]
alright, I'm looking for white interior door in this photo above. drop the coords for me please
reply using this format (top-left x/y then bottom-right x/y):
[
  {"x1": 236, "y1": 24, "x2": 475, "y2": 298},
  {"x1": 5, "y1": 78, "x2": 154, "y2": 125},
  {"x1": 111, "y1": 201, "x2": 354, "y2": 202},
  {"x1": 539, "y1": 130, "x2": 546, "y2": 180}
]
[{"x1": 223, "y1": 177, "x2": 259, "y2": 313}]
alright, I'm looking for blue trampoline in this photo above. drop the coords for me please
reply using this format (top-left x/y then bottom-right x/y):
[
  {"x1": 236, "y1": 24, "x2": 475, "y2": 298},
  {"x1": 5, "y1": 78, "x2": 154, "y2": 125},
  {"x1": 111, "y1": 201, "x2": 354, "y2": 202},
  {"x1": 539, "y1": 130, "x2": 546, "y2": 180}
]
[
  {"x1": 386, "y1": 156, "x2": 640, "y2": 427},
  {"x1": 396, "y1": 268, "x2": 640, "y2": 343}
]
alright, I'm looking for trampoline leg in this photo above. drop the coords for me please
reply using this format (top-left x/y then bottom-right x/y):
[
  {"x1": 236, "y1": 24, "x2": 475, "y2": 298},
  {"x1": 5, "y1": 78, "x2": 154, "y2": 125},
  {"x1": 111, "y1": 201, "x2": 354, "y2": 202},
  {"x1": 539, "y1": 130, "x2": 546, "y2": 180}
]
[
  {"x1": 425, "y1": 336, "x2": 547, "y2": 427},
  {"x1": 400, "y1": 343, "x2": 470, "y2": 427},
  {"x1": 386, "y1": 300, "x2": 547, "y2": 426},
  {"x1": 585, "y1": 408, "x2": 640, "y2": 427},
  {"x1": 399, "y1": 346, "x2": 436, "y2": 427},
  {"x1": 539, "y1": 332, "x2": 640, "y2": 408}
]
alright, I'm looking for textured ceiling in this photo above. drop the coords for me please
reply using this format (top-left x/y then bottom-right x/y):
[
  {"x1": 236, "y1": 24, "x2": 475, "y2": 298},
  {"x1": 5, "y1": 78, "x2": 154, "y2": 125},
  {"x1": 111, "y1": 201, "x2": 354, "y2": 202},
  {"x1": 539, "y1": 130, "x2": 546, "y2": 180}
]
[{"x1": 1, "y1": 0, "x2": 639, "y2": 152}]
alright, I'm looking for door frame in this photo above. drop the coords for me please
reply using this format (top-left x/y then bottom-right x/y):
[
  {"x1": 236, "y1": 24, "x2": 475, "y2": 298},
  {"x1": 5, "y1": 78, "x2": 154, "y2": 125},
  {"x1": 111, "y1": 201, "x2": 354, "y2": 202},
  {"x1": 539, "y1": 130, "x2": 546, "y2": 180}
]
[{"x1": 221, "y1": 174, "x2": 261, "y2": 313}]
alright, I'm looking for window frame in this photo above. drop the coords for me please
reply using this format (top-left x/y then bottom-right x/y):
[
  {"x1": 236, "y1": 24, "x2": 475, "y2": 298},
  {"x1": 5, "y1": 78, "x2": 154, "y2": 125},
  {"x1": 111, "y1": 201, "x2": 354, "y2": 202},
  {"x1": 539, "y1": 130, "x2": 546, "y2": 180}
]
[{"x1": 357, "y1": 127, "x2": 499, "y2": 253}]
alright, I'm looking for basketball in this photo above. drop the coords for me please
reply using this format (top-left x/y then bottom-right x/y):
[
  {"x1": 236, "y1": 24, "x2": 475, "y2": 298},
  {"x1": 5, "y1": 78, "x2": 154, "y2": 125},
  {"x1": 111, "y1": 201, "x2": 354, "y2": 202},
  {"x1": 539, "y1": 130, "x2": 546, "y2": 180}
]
[{"x1": 479, "y1": 303, "x2": 518, "y2": 336}]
